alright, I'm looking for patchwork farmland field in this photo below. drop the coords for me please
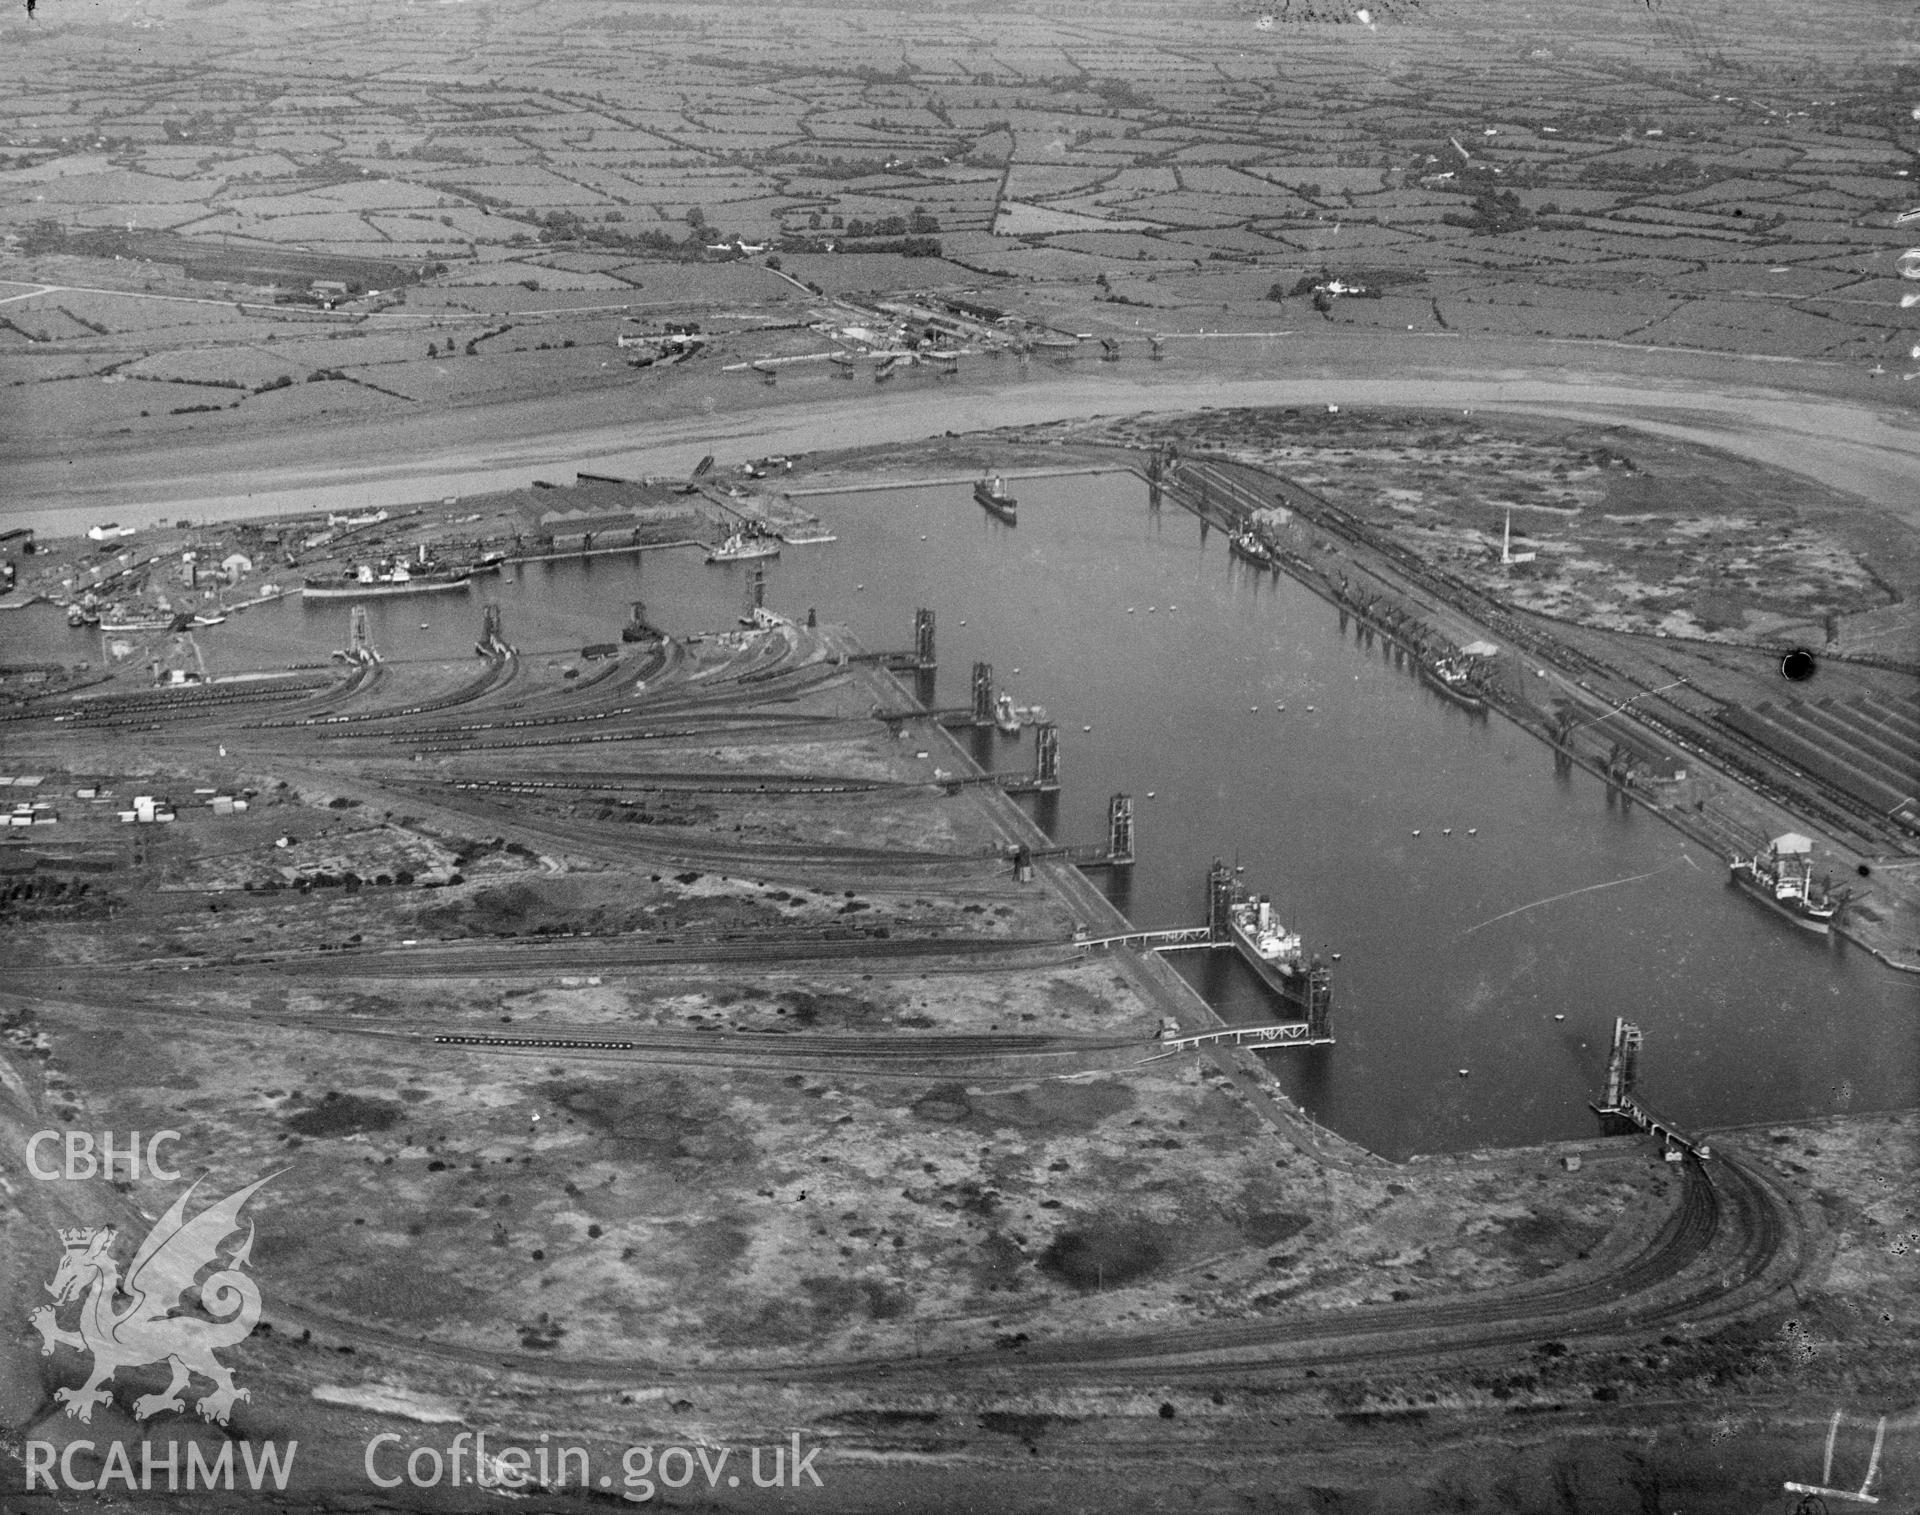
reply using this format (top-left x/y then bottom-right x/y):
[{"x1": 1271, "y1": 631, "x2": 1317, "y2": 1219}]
[{"x1": 0, "y1": 0, "x2": 1910, "y2": 413}]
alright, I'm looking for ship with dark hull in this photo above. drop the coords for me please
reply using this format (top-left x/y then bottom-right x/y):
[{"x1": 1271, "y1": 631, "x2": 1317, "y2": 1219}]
[
  {"x1": 303, "y1": 554, "x2": 497, "y2": 600},
  {"x1": 1228, "y1": 529, "x2": 1277, "y2": 570},
  {"x1": 96, "y1": 611, "x2": 176, "y2": 633},
  {"x1": 1730, "y1": 833, "x2": 1842, "y2": 933},
  {"x1": 1208, "y1": 860, "x2": 1333, "y2": 1036},
  {"x1": 621, "y1": 599, "x2": 665, "y2": 643},
  {"x1": 1417, "y1": 651, "x2": 1488, "y2": 713},
  {"x1": 974, "y1": 474, "x2": 1017, "y2": 522}
]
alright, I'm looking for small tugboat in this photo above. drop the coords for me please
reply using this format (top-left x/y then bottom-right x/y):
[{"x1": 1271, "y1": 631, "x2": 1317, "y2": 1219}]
[
  {"x1": 1729, "y1": 833, "x2": 1842, "y2": 933},
  {"x1": 974, "y1": 472, "x2": 1017, "y2": 522},
  {"x1": 705, "y1": 527, "x2": 780, "y2": 564}
]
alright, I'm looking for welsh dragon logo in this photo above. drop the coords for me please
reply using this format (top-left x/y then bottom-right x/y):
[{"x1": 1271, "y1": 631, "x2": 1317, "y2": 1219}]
[{"x1": 30, "y1": 1173, "x2": 278, "y2": 1425}]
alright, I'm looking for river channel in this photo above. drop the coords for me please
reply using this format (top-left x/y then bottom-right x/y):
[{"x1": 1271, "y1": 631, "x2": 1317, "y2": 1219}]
[{"x1": 24, "y1": 469, "x2": 1915, "y2": 1157}]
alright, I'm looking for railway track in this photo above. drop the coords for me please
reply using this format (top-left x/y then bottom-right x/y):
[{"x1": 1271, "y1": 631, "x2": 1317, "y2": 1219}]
[
  {"x1": 245, "y1": 652, "x2": 518, "y2": 729},
  {"x1": 423, "y1": 1025, "x2": 1134, "y2": 1062},
  {"x1": 5, "y1": 674, "x2": 339, "y2": 728},
  {"x1": 1180, "y1": 456, "x2": 1913, "y2": 852},
  {"x1": 227, "y1": 1146, "x2": 1802, "y2": 1396},
  {"x1": 16, "y1": 990, "x2": 1140, "y2": 1073},
  {"x1": 370, "y1": 780, "x2": 1005, "y2": 872},
  {"x1": 433, "y1": 773, "x2": 913, "y2": 797},
  {"x1": 16, "y1": 931, "x2": 1071, "y2": 977}
]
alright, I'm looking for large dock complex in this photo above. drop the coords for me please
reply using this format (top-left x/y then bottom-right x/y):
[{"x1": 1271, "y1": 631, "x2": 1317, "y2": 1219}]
[{"x1": 3, "y1": 0, "x2": 1917, "y2": 1508}]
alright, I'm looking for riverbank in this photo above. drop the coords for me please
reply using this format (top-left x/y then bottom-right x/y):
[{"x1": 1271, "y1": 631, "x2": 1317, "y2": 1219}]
[{"x1": 8, "y1": 335, "x2": 1920, "y2": 537}]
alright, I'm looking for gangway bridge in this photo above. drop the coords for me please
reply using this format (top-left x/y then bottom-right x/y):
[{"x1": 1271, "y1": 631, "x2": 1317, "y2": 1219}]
[
  {"x1": 1591, "y1": 1018, "x2": 1712, "y2": 1160},
  {"x1": 1025, "y1": 843, "x2": 1127, "y2": 870},
  {"x1": 873, "y1": 660, "x2": 1019, "y2": 729},
  {"x1": 1072, "y1": 858, "x2": 1336, "y2": 1047},
  {"x1": 1142, "y1": 1022, "x2": 1335, "y2": 1057},
  {"x1": 871, "y1": 706, "x2": 974, "y2": 726},
  {"x1": 848, "y1": 608, "x2": 937, "y2": 674},
  {"x1": 1076, "y1": 925, "x2": 1213, "y2": 952}
]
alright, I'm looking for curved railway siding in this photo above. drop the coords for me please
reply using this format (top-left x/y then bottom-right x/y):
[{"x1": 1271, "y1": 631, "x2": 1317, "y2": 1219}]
[
  {"x1": 29, "y1": 973, "x2": 1799, "y2": 1394},
  {"x1": 369, "y1": 778, "x2": 1008, "y2": 875},
  {"x1": 273, "y1": 658, "x2": 386, "y2": 719},
  {"x1": 354, "y1": 702, "x2": 856, "y2": 745},
  {"x1": 6, "y1": 673, "x2": 341, "y2": 730},
  {"x1": 506, "y1": 646, "x2": 635, "y2": 704},
  {"x1": 212, "y1": 1144, "x2": 1805, "y2": 1399},
  {"x1": 245, "y1": 651, "x2": 520, "y2": 729}
]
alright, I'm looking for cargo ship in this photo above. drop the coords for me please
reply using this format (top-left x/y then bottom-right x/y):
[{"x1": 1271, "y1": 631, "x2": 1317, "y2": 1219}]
[
  {"x1": 974, "y1": 473, "x2": 1017, "y2": 522},
  {"x1": 96, "y1": 611, "x2": 176, "y2": 634},
  {"x1": 1228, "y1": 529, "x2": 1277, "y2": 570},
  {"x1": 1207, "y1": 861, "x2": 1333, "y2": 1036},
  {"x1": 303, "y1": 555, "x2": 494, "y2": 600},
  {"x1": 705, "y1": 528, "x2": 780, "y2": 564},
  {"x1": 1228, "y1": 888, "x2": 1307, "y2": 984},
  {"x1": 1729, "y1": 833, "x2": 1842, "y2": 933}
]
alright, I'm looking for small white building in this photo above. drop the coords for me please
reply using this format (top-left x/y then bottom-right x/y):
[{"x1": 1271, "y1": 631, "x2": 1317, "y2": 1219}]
[{"x1": 221, "y1": 552, "x2": 253, "y2": 584}]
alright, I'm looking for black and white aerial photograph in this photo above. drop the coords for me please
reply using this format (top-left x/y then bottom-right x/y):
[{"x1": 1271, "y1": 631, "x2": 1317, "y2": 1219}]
[{"x1": 1, "y1": 0, "x2": 1917, "y2": 1509}]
